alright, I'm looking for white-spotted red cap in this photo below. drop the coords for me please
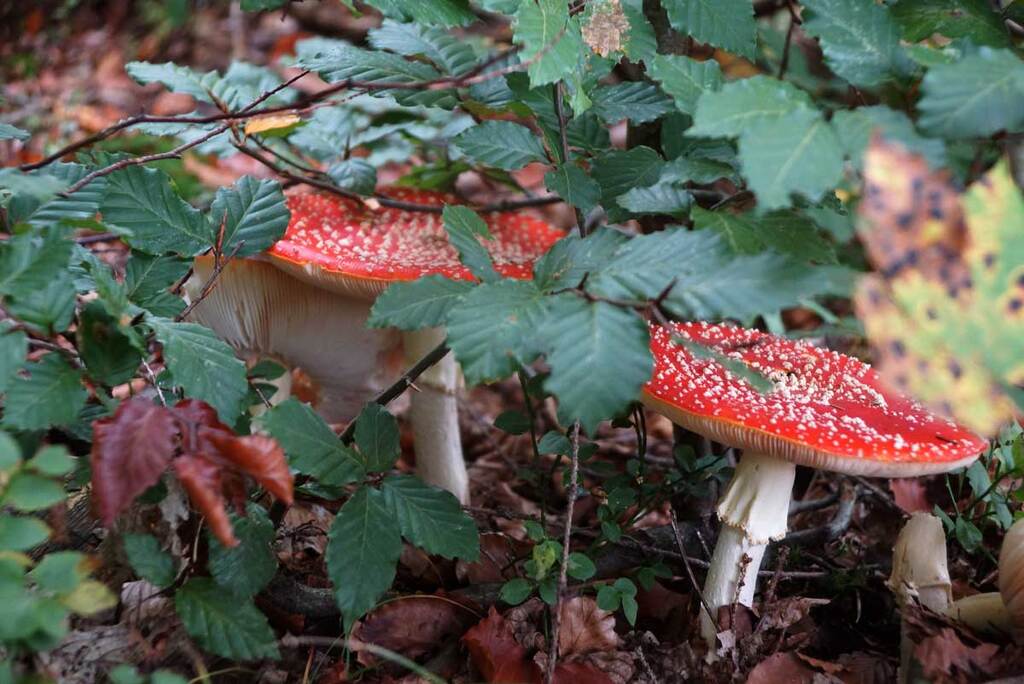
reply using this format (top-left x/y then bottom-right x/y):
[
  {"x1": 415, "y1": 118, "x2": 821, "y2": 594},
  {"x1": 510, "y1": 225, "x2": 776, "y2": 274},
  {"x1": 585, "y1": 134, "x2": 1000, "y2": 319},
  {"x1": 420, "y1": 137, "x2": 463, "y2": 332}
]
[
  {"x1": 267, "y1": 188, "x2": 565, "y2": 299},
  {"x1": 643, "y1": 321, "x2": 986, "y2": 477}
]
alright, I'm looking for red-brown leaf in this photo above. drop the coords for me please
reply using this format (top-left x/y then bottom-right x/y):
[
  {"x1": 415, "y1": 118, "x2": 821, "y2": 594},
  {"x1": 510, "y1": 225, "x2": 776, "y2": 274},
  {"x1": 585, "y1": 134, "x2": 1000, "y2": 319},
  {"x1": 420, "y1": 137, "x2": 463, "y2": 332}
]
[
  {"x1": 91, "y1": 397, "x2": 179, "y2": 526},
  {"x1": 351, "y1": 595, "x2": 476, "y2": 667},
  {"x1": 463, "y1": 607, "x2": 538, "y2": 684},
  {"x1": 174, "y1": 455, "x2": 237, "y2": 547},
  {"x1": 204, "y1": 430, "x2": 294, "y2": 506}
]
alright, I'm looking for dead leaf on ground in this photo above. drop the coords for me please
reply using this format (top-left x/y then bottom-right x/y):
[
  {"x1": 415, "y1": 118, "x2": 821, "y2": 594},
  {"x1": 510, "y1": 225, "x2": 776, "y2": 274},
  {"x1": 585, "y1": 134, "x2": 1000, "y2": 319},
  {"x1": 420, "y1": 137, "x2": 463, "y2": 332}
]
[
  {"x1": 463, "y1": 607, "x2": 537, "y2": 684},
  {"x1": 457, "y1": 533, "x2": 530, "y2": 584},
  {"x1": 558, "y1": 596, "x2": 619, "y2": 658},
  {"x1": 913, "y1": 627, "x2": 999, "y2": 681},
  {"x1": 745, "y1": 652, "x2": 824, "y2": 684},
  {"x1": 351, "y1": 595, "x2": 477, "y2": 667}
]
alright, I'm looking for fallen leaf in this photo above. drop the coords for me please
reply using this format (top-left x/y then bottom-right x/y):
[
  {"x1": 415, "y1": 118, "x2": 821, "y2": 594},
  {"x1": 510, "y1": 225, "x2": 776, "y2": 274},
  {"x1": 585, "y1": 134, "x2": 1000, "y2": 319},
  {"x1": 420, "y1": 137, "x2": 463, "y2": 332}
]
[
  {"x1": 558, "y1": 596, "x2": 619, "y2": 658},
  {"x1": 463, "y1": 607, "x2": 538, "y2": 684},
  {"x1": 351, "y1": 595, "x2": 476, "y2": 666},
  {"x1": 914, "y1": 627, "x2": 999, "y2": 681},
  {"x1": 457, "y1": 533, "x2": 528, "y2": 584},
  {"x1": 91, "y1": 397, "x2": 178, "y2": 525},
  {"x1": 745, "y1": 652, "x2": 819, "y2": 684},
  {"x1": 581, "y1": 0, "x2": 629, "y2": 57},
  {"x1": 757, "y1": 597, "x2": 829, "y2": 632}
]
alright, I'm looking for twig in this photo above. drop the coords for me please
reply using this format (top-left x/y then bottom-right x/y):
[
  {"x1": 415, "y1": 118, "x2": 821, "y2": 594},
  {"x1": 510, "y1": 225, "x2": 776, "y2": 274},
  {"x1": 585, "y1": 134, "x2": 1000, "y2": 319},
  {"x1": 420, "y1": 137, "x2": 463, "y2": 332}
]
[
  {"x1": 75, "y1": 232, "x2": 119, "y2": 245},
  {"x1": 669, "y1": 508, "x2": 715, "y2": 626},
  {"x1": 544, "y1": 420, "x2": 582, "y2": 684},
  {"x1": 852, "y1": 475, "x2": 906, "y2": 516},
  {"x1": 235, "y1": 141, "x2": 563, "y2": 214},
  {"x1": 788, "y1": 490, "x2": 840, "y2": 515},
  {"x1": 552, "y1": 82, "x2": 584, "y2": 235},
  {"x1": 278, "y1": 634, "x2": 445, "y2": 684},
  {"x1": 781, "y1": 481, "x2": 857, "y2": 546},
  {"x1": 338, "y1": 341, "x2": 451, "y2": 444},
  {"x1": 142, "y1": 359, "x2": 167, "y2": 406},
  {"x1": 61, "y1": 124, "x2": 231, "y2": 196},
  {"x1": 175, "y1": 241, "x2": 244, "y2": 321}
]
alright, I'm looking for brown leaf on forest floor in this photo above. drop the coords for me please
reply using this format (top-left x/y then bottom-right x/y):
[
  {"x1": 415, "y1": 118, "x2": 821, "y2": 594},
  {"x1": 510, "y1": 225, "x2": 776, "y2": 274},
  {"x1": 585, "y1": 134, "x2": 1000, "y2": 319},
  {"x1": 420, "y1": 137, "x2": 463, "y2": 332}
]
[
  {"x1": 463, "y1": 607, "x2": 537, "y2": 684},
  {"x1": 558, "y1": 596, "x2": 619, "y2": 658},
  {"x1": 457, "y1": 533, "x2": 529, "y2": 584},
  {"x1": 757, "y1": 597, "x2": 829, "y2": 632},
  {"x1": 914, "y1": 627, "x2": 999, "y2": 681},
  {"x1": 351, "y1": 595, "x2": 477, "y2": 667},
  {"x1": 745, "y1": 652, "x2": 824, "y2": 684},
  {"x1": 91, "y1": 396, "x2": 178, "y2": 526}
]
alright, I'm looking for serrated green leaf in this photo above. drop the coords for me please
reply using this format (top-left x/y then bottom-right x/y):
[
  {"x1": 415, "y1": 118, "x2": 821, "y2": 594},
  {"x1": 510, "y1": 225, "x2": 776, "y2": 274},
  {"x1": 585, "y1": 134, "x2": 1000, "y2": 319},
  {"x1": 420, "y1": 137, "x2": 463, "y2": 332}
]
[
  {"x1": 918, "y1": 48, "x2": 1024, "y2": 138},
  {"x1": 447, "y1": 280, "x2": 548, "y2": 384},
  {"x1": 361, "y1": 0, "x2": 476, "y2": 26},
  {"x1": 591, "y1": 146, "x2": 665, "y2": 221},
  {"x1": 209, "y1": 503, "x2": 276, "y2": 598},
  {"x1": 0, "y1": 123, "x2": 29, "y2": 141},
  {"x1": 661, "y1": 155, "x2": 738, "y2": 185},
  {"x1": 175, "y1": 578, "x2": 279, "y2": 660},
  {"x1": 2, "y1": 472, "x2": 65, "y2": 511},
  {"x1": 514, "y1": 0, "x2": 585, "y2": 87},
  {"x1": 209, "y1": 176, "x2": 290, "y2": 257},
  {"x1": 543, "y1": 164, "x2": 601, "y2": 214},
  {"x1": 381, "y1": 475, "x2": 479, "y2": 559},
  {"x1": 591, "y1": 82, "x2": 674, "y2": 124},
  {"x1": 0, "y1": 325, "x2": 27, "y2": 393},
  {"x1": 648, "y1": 54, "x2": 723, "y2": 114},
  {"x1": 0, "y1": 227, "x2": 74, "y2": 299},
  {"x1": 662, "y1": 0, "x2": 756, "y2": 59},
  {"x1": 368, "y1": 20, "x2": 480, "y2": 74},
  {"x1": 441, "y1": 205, "x2": 499, "y2": 282},
  {"x1": 832, "y1": 105, "x2": 946, "y2": 169},
  {"x1": 617, "y1": 181, "x2": 692, "y2": 215},
  {"x1": 327, "y1": 159, "x2": 377, "y2": 196},
  {"x1": 541, "y1": 297, "x2": 652, "y2": 434},
  {"x1": 533, "y1": 228, "x2": 629, "y2": 293},
  {"x1": 354, "y1": 403, "x2": 401, "y2": 472},
  {"x1": 126, "y1": 62, "x2": 221, "y2": 103},
  {"x1": 5, "y1": 270, "x2": 77, "y2": 335},
  {"x1": 256, "y1": 399, "x2": 364, "y2": 485},
  {"x1": 690, "y1": 75, "x2": 812, "y2": 138},
  {"x1": 891, "y1": 0, "x2": 1009, "y2": 48},
  {"x1": 101, "y1": 165, "x2": 213, "y2": 255},
  {"x1": 453, "y1": 121, "x2": 549, "y2": 171},
  {"x1": 17, "y1": 163, "x2": 107, "y2": 228},
  {"x1": 802, "y1": 0, "x2": 909, "y2": 88},
  {"x1": 326, "y1": 487, "x2": 403, "y2": 626},
  {"x1": 737, "y1": 109, "x2": 844, "y2": 209},
  {"x1": 2, "y1": 354, "x2": 86, "y2": 431},
  {"x1": 77, "y1": 301, "x2": 143, "y2": 386},
  {"x1": 0, "y1": 515, "x2": 50, "y2": 552},
  {"x1": 0, "y1": 168, "x2": 68, "y2": 202},
  {"x1": 298, "y1": 45, "x2": 454, "y2": 108},
  {"x1": 148, "y1": 317, "x2": 248, "y2": 423},
  {"x1": 368, "y1": 276, "x2": 474, "y2": 330},
  {"x1": 125, "y1": 254, "x2": 190, "y2": 313},
  {"x1": 123, "y1": 534, "x2": 177, "y2": 588},
  {"x1": 621, "y1": 0, "x2": 657, "y2": 62}
]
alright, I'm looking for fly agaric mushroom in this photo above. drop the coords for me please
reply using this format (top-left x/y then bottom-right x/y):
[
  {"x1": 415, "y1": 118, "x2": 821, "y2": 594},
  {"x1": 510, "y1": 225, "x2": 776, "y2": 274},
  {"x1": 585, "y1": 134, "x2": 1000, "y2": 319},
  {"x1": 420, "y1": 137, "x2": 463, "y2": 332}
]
[
  {"x1": 263, "y1": 188, "x2": 563, "y2": 503},
  {"x1": 642, "y1": 321, "x2": 987, "y2": 648},
  {"x1": 185, "y1": 256, "x2": 403, "y2": 421}
]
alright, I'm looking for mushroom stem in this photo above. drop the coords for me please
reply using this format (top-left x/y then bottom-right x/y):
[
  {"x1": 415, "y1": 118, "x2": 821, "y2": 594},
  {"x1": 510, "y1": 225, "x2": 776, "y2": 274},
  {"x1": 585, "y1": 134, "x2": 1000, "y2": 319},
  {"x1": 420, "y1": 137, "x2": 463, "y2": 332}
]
[
  {"x1": 701, "y1": 451, "x2": 796, "y2": 648},
  {"x1": 402, "y1": 326, "x2": 468, "y2": 504}
]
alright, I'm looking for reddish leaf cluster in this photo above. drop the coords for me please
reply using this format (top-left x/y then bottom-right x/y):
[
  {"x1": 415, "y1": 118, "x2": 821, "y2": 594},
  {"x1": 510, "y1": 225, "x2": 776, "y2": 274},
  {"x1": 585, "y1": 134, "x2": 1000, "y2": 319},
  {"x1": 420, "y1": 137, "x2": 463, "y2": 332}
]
[{"x1": 91, "y1": 396, "x2": 293, "y2": 546}]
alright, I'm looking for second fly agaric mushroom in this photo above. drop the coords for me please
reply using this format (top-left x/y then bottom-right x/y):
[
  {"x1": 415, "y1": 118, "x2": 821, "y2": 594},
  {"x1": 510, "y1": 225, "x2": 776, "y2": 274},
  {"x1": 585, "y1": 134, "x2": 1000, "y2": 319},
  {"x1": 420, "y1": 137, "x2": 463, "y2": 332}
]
[
  {"x1": 642, "y1": 321, "x2": 987, "y2": 648},
  {"x1": 264, "y1": 188, "x2": 564, "y2": 504}
]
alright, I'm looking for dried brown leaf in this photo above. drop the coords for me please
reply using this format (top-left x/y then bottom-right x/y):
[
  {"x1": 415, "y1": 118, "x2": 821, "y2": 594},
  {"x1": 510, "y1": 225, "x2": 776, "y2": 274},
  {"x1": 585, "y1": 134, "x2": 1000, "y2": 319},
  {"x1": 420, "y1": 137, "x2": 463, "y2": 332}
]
[
  {"x1": 558, "y1": 596, "x2": 618, "y2": 658},
  {"x1": 204, "y1": 430, "x2": 294, "y2": 506},
  {"x1": 581, "y1": 0, "x2": 629, "y2": 57},
  {"x1": 351, "y1": 595, "x2": 475, "y2": 666},
  {"x1": 91, "y1": 397, "x2": 178, "y2": 525},
  {"x1": 173, "y1": 455, "x2": 236, "y2": 547},
  {"x1": 463, "y1": 607, "x2": 538, "y2": 684},
  {"x1": 914, "y1": 627, "x2": 999, "y2": 681},
  {"x1": 745, "y1": 652, "x2": 820, "y2": 684}
]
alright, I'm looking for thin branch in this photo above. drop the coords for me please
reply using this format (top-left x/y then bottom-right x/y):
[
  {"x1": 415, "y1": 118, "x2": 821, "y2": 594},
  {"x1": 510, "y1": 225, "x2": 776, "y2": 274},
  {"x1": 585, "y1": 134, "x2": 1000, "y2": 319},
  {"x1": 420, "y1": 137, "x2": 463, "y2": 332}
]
[
  {"x1": 61, "y1": 124, "x2": 231, "y2": 196},
  {"x1": 338, "y1": 341, "x2": 452, "y2": 445},
  {"x1": 669, "y1": 508, "x2": 715, "y2": 626},
  {"x1": 544, "y1": 420, "x2": 582, "y2": 684},
  {"x1": 552, "y1": 82, "x2": 584, "y2": 235},
  {"x1": 175, "y1": 241, "x2": 244, "y2": 322}
]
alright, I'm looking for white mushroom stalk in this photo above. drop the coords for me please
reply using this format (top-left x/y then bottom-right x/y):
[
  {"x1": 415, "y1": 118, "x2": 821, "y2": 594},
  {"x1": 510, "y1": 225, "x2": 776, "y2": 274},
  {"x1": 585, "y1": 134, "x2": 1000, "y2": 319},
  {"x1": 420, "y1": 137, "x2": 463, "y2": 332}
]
[{"x1": 403, "y1": 326, "x2": 468, "y2": 503}]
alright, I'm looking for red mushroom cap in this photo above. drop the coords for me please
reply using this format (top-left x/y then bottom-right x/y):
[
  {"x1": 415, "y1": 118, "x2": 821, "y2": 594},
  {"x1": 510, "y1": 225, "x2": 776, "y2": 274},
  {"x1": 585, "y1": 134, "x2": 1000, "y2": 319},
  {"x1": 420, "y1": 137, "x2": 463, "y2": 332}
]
[
  {"x1": 267, "y1": 188, "x2": 565, "y2": 299},
  {"x1": 643, "y1": 321, "x2": 986, "y2": 477}
]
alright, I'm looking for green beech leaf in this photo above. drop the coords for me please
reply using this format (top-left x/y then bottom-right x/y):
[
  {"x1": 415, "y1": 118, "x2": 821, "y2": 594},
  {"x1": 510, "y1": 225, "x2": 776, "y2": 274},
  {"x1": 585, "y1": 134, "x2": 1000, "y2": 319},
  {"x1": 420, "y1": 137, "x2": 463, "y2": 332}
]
[
  {"x1": 621, "y1": 0, "x2": 658, "y2": 62},
  {"x1": 0, "y1": 227, "x2": 74, "y2": 299},
  {"x1": 208, "y1": 503, "x2": 276, "y2": 598},
  {"x1": 617, "y1": 182, "x2": 692, "y2": 216},
  {"x1": 27, "y1": 445, "x2": 74, "y2": 477},
  {"x1": 541, "y1": 297, "x2": 652, "y2": 435},
  {"x1": 533, "y1": 228, "x2": 630, "y2": 293},
  {"x1": 124, "y1": 254, "x2": 190, "y2": 315},
  {"x1": 917, "y1": 48, "x2": 1024, "y2": 138},
  {"x1": 591, "y1": 146, "x2": 665, "y2": 221},
  {"x1": 591, "y1": 82, "x2": 675, "y2": 123},
  {"x1": 13, "y1": 163, "x2": 107, "y2": 228},
  {"x1": 126, "y1": 62, "x2": 221, "y2": 103},
  {"x1": 2, "y1": 354, "x2": 86, "y2": 431},
  {"x1": 453, "y1": 121, "x2": 549, "y2": 171},
  {"x1": 0, "y1": 123, "x2": 29, "y2": 141},
  {"x1": 326, "y1": 487, "x2": 403, "y2": 626},
  {"x1": 447, "y1": 280, "x2": 548, "y2": 384},
  {"x1": 0, "y1": 325, "x2": 27, "y2": 393},
  {"x1": 832, "y1": 105, "x2": 946, "y2": 169},
  {"x1": 544, "y1": 164, "x2": 601, "y2": 214},
  {"x1": 891, "y1": 0, "x2": 1010, "y2": 47},
  {"x1": 802, "y1": 0, "x2": 909, "y2": 88},
  {"x1": 77, "y1": 302, "x2": 143, "y2": 386},
  {"x1": 209, "y1": 176, "x2": 290, "y2": 257},
  {"x1": 441, "y1": 205, "x2": 499, "y2": 282},
  {"x1": 101, "y1": 165, "x2": 213, "y2": 255},
  {"x1": 175, "y1": 578, "x2": 280, "y2": 660},
  {"x1": 368, "y1": 276, "x2": 475, "y2": 330},
  {"x1": 368, "y1": 20, "x2": 479, "y2": 74},
  {"x1": 737, "y1": 109, "x2": 845, "y2": 209},
  {"x1": 2, "y1": 472, "x2": 65, "y2": 511},
  {"x1": 381, "y1": 475, "x2": 479, "y2": 559},
  {"x1": 148, "y1": 317, "x2": 248, "y2": 423},
  {"x1": 256, "y1": 399, "x2": 365, "y2": 486},
  {"x1": 360, "y1": 0, "x2": 476, "y2": 26},
  {"x1": 514, "y1": 0, "x2": 585, "y2": 87},
  {"x1": 354, "y1": 403, "x2": 401, "y2": 472},
  {"x1": 647, "y1": 54, "x2": 723, "y2": 114},
  {"x1": 123, "y1": 534, "x2": 177, "y2": 588},
  {"x1": 662, "y1": 0, "x2": 756, "y2": 59},
  {"x1": 327, "y1": 160, "x2": 377, "y2": 196},
  {"x1": 690, "y1": 75, "x2": 812, "y2": 138}
]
